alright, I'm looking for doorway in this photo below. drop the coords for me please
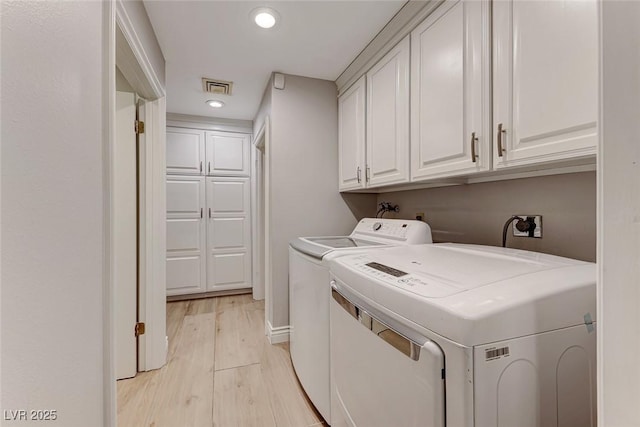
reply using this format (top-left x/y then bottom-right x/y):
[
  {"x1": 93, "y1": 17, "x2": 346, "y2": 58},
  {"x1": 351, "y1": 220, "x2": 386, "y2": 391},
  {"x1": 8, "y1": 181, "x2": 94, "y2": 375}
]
[
  {"x1": 253, "y1": 123, "x2": 266, "y2": 301},
  {"x1": 251, "y1": 117, "x2": 272, "y2": 334},
  {"x1": 113, "y1": 15, "x2": 167, "y2": 380}
]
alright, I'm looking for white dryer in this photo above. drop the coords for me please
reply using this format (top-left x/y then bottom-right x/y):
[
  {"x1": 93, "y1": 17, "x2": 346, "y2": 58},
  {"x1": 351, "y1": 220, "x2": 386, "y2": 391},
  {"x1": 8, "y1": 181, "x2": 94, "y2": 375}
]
[
  {"x1": 328, "y1": 244, "x2": 596, "y2": 427},
  {"x1": 289, "y1": 218, "x2": 432, "y2": 423}
]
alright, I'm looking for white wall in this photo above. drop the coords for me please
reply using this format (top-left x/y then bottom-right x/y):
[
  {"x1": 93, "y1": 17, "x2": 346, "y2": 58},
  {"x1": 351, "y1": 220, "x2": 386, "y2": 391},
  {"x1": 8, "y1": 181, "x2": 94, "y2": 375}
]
[
  {"x1": 598, "y1": 1, "x2": 640, "y2": 424},
  {"x1": 267, "y1": 74, "x2": 361, "y2": 328},
  {"x1": 253, "y1": 76, "x2": 273, "y2": 137},
  {"x1": 1, "y1": 1, "x2": 108, "y2": 426}
]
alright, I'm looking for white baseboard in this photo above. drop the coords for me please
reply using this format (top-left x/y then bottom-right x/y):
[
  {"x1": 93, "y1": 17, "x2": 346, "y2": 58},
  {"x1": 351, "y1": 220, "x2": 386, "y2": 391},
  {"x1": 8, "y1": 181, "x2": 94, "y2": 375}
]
[{"x1": 266, "y1": 321, "x2": 290, "y2": 344}]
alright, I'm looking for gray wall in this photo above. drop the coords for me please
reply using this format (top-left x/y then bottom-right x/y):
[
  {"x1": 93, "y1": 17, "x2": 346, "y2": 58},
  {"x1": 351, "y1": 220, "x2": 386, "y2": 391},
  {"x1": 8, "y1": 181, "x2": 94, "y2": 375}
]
[
  {"x1": 377, "y1": 172, "x2": 596, "y2": 262},
  {"x1": 266, "y1": 74, "x2": 366, "y2": 328}
]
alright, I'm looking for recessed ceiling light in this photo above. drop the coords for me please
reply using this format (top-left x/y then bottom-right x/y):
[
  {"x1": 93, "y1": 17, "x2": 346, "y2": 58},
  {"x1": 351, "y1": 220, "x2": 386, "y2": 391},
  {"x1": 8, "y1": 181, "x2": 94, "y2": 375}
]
[
  {"x1": 250, "y1": 7, "x2": 279, "y2": 29},
  {"x1": 206, "y1": 100, "x2": 225, "y2": 108}
]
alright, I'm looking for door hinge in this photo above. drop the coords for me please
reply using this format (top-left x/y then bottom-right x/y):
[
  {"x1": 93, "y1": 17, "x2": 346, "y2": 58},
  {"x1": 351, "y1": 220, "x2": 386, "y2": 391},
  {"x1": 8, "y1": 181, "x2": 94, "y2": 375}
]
[
  {"x1": 135, "y1": 322, "x2": 146, "y2": 337},
  {"x1": 135, "y1": 120, "x2": 145, "y2": 134}
]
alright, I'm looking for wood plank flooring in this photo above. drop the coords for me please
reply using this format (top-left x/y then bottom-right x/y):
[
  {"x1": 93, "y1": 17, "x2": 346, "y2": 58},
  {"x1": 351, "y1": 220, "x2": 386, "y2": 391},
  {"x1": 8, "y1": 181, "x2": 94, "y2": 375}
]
[{"x1": 117, "y1": 295, "x2": 326, "y2": 427}]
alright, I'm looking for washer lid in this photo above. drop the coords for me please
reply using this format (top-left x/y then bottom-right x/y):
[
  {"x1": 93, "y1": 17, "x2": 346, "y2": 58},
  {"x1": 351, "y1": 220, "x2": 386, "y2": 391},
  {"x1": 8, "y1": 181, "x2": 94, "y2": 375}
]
[
  {"x1": 329, "y1": 244, "x2": 596, "y2": 346},
  {"x1": 289, "y1": 236, "x2": 382, "y2": 259},
  {"x1": 289, "y1": 218, "x2": 433, "y2": 259}
]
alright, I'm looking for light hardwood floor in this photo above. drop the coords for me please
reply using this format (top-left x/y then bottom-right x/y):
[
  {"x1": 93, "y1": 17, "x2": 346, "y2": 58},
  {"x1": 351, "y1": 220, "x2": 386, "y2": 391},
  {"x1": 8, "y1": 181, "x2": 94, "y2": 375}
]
[{"x1": 117, "y1": 295, "x2": 326, "y2": 427}]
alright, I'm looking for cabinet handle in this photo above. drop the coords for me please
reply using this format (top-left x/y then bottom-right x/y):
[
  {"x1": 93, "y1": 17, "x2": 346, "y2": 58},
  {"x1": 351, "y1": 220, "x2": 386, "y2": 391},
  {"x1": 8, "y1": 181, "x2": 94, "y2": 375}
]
[
  {"x1": 471, "y1": 132, "x2": 478, "y2": 163},
  {"x1": 357, "y1": 167, "x2": 361, "y2": 183},
  {"x1": 208, "y1": 162, "x2": 211, "y2": 174},
  {"x1": 200, "y1": 208, "x2": 203, "y2": 218},
  {"x1": 200, "y1": 161, "x2": 203, "y2": 173},
  {"x1": 365, "y1": 166, "x2": 370, "y2": 182},
  {"x1": 497, "y1": 123, "x2": 506, "y2": 157},
  {"x1": 208, "y1": 208, "x2": 212, "y2": 218}
]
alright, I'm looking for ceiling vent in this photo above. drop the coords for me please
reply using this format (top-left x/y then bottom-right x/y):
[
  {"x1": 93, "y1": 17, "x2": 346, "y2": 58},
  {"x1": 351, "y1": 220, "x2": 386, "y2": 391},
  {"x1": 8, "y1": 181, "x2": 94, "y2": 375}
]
[{"x1": 202, "y1": 78, "x2": 233, "y2": 95}]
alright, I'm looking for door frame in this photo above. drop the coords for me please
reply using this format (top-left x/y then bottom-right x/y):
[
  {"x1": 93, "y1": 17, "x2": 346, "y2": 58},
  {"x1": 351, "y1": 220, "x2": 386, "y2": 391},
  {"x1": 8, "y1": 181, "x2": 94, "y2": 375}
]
[
  {"x1": 108, "y1": 0, "x2": 167, "y2": 408},
  {"x1": 251, "y1": 117, "x2": 272, "y2": 332},
  {"x1": 252, "y1": 120, "x2": 267, "y2": 301}
]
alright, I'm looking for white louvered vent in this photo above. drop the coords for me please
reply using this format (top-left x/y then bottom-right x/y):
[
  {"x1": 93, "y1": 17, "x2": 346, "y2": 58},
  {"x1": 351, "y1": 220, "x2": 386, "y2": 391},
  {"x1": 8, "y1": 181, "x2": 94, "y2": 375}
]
[{"x1": 202, "y1": 78, "x2": 233, "y2": 95}]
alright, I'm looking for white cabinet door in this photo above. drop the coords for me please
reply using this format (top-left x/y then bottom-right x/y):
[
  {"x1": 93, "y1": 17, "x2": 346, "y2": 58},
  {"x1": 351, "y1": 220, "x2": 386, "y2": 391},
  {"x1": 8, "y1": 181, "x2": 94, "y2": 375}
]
[
  {"x1": 166, "y1": 176, "x2": 206, "y2": 296},
  {"x1": 205, "y1": 131, "x2": 251, "y2": 176},
  {"x1": 166, "y1": 127, "x2": 205, "y2": 175},
  {"x1": 206, "y1": 177, "x2": 251, "y2": 291},
  {"x1": 338, "y1": 75, "x2": 366, "y2": 191},
  {"x1": 411, "y1": 0, "x2": 490, "y2": 181},
  {"x1": 493, "y1": 0, "x2": 598, "y2": 168},
  {"x1": 366, "y1": 35, "x2": 410, "y2": 188}
]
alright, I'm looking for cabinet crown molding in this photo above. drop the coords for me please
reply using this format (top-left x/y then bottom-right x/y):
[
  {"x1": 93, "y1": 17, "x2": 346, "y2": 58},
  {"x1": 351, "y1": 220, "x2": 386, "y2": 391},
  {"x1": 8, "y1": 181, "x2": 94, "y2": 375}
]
[{"x1": 336, "y1": 0, "x2": 442, "y2": 95}]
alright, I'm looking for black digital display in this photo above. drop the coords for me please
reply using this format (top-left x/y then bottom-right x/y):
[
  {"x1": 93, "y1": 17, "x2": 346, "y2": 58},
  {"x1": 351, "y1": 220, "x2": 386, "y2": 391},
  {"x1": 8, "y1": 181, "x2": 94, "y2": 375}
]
[{"x1": 366, "y1": 262, "x2": 408, "y2": 277}]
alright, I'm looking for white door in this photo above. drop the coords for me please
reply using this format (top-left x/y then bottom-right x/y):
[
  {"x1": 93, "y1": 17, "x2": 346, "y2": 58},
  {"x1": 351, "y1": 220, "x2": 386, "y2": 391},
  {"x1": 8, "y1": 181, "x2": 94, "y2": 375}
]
[
  {"x1": 166, "y1": 127, "x2": 205, "y2": 175},
  {"x1": 366, "y1": 35, "x2": 410, "y2": 188},
  {"x1": 166, "y1": 176, "x2": 206, "y2": 296},
  {"x1": 493, "y1": 0, "x2": 598, "y2": 168},
  {"x1": 410, "y1": 0, "x2": 490, "y2": 181},
  {"x1": 206, "y1": 177, "x2": 252, "y2": 291},
  {"x1": 115, "y1": 91, "x2": 137, "y2": 380},
  {"x1": 205, "y1": 131, "x2": 251, "y2": 176},
  {"x1": 338, "y1": 75, "x2": 366, "y2": 191}
]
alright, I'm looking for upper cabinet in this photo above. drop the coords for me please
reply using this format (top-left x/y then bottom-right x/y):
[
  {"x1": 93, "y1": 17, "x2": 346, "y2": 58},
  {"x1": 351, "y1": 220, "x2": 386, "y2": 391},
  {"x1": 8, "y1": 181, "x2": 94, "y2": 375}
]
[
  {"x1": 410, "y1": 0, "x2": 490, "y2": 181},
  {"x1": 492, "y1": 0, "x2": 598, "y2": 168},
  {"x1": 337, "y1": 0, "x2": 598, "y2": 191},
  {"x1": 338, "y1": 36, "x2": 410, "y2": 191},
  {"x1": 205, "y1": 131, "x2": 251, "y2": 176},
  {"x1": 338, "y1": 76, "x2": 366, "y2": 191},
  {"x1": 366, "y1": 36, "x2": 410, "y2": 187},
  {"x1": 167, "y1": 128, "x2": 250, "y2": 177},
  {"x1": 166, "y1": 127, "x2": 205, "y2": 175}
]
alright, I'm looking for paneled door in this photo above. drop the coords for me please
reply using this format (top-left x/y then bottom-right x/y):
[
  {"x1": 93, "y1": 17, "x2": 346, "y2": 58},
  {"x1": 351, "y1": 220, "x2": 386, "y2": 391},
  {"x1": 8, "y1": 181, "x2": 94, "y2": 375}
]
[
  {"x1": 205, "y1": 131, "x2": 251, "y2": 176},
  {"x1": 338, "y1": 75, "x2": 366, "y2": 191},
  {"x1": 366, "y1": 35, "x2": 410, "y2": 188},
  {"x1": 206, "y1": 177, "x2": 252, "y2": 291},
  {"x1": 166, "y1": 176, "x2": 206, "y2": 296},
  {"x1": 493, "y1": 0, "x2": 598, "y2": 168},
  {"x1": 410, "y1": 0, "x2": 490, "y2": 180},
  {"x1": 166, "y1": 127, "x2": 205, "y2": 175}
]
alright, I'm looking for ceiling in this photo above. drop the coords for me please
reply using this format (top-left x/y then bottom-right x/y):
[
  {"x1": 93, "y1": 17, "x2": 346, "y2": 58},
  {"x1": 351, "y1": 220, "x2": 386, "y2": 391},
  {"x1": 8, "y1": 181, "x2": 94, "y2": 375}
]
[{"x1": 143, "y1": 0, "x2": 406, "y2": 121}]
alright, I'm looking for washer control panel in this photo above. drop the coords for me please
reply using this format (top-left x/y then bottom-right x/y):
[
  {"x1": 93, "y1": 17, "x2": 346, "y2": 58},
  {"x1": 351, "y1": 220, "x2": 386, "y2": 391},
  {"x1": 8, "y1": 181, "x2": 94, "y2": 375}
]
[{"x1": 352, "y1": 218, "x2": 432, "y2": 244}]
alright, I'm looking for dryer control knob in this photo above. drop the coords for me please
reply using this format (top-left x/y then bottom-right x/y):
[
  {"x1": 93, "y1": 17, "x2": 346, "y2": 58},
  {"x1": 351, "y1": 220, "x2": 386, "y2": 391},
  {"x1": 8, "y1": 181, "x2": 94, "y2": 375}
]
[{"x1": 373, "y1": 222, "x2": 383, "y2": 231}]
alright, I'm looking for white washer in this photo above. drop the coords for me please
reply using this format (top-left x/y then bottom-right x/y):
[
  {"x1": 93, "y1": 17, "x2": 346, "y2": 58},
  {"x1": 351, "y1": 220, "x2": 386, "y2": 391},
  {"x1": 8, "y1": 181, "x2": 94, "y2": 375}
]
[
  {"x1": 289, "y1": 218, "x2": 432, "y2": 423},
  {"x1": 328, "y1": 243, "x2": 597, "y2": 427}
]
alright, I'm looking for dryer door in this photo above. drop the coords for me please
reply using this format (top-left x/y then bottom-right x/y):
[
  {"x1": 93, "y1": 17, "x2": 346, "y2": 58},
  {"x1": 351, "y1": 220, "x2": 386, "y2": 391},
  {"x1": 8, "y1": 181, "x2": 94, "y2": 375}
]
[{"x1": 329, "y1": 280, "x2": 445, "y2": 427}]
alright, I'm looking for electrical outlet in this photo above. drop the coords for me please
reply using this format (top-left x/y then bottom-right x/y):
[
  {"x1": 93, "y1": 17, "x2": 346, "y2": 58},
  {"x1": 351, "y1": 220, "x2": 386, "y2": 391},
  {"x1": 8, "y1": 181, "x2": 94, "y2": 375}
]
[
  {"x1": 513, "y1": 215, "x2": 542, "y2": 238},
  {"x1": 416, "y1": 212, "x2": 425, "y2": 221}
]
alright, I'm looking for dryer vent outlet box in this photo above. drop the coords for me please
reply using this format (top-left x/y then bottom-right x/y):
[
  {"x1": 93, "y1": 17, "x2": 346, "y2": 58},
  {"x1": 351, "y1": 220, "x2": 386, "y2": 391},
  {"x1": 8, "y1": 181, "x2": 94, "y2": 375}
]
[{"x1": 513, "y1": 215, "x2": 542, "y2": 238}]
